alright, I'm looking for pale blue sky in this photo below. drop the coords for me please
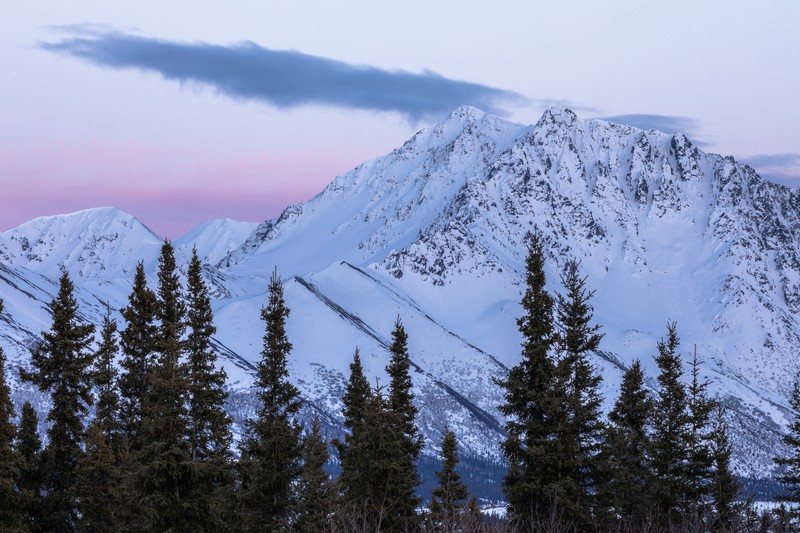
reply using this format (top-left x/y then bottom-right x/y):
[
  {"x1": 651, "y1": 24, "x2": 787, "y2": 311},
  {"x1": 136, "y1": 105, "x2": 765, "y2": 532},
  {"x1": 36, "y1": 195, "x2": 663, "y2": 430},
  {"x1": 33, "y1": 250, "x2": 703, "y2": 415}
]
[{"x1": 1, "y1": 1, "x2": 798, "y2": 237}]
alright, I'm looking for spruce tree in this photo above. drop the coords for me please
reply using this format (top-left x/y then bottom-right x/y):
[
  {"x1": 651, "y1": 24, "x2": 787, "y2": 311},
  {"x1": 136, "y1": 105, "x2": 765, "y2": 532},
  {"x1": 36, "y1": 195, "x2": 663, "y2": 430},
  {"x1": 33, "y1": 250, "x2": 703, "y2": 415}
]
[
  {"x1": 498, "y1": 231, "x2": 561, "y2": 528},
  {"x1": 686, "y1": 348, "x2": 716, "y2": 513},
  {"x1": 237, "y1": 269, "x2": 302, "y2": 531},
  {"x1": 186, "y1": 247, "x2": 231, "y2": 462},
  {"x1": 385, "y1": 317, "x2": 422, "y2": 528},
  {"x1": 75, "y1": 423, "x2": 122, "y2": 532},
  {"x1": 429, "y1": 426, "x2": 469, "y2": 532},
  {"x1": 186, "y1": 247, "x2": 234, "y2": 528},
  {"x1": 75, "y1": 307, "x2": 123, "y2": 532},
  {"x1": 118, "y1": 261, "x2": 158, "y2": 452},
  {"x1": 22, "y1": 271, "x2": 95, "y2": 531},
  {"x1": 296, "y1": 416, "x2": 334, "y2": 532},
  {"x1": 337, "y1": 386, "x2": 406, "y2": 532},
  {"x1": 94, "y1": 306, "x2": 120, "y2": 442},
  {"x1": 335, "y1": 347, "x2": 371, "y2": 505},
  {"x1": 0, "y1": 301, "x2": 26, "y2": 531},
  {"x1": 709, "y1": 404, "x2": 741, "y2": 530},
  {"x1": 774, "y1": 379, "x2": 800, "y2": 513},
  {"x1": 15, "y1": 401, "x2": 43, "y2": 531},
  {"x1": 133, "y1": 240, "x2": 194, "y2": 531},
  {"x1": 598, "y1": 360, "x2": 654, "y2": 529},
  {"x1": 552, "y1": 258, "x2": 604, "y2": 527},
  {"x1": 650, "y1": 322, "x2": 691, "y2": 525}
]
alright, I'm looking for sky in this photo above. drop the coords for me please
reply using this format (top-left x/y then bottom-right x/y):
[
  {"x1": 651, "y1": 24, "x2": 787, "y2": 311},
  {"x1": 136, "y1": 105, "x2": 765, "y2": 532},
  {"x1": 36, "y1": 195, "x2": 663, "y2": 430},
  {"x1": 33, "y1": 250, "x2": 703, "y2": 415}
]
[{"x1": 2, "y1": 1, "x2": 799, "y2": 238}]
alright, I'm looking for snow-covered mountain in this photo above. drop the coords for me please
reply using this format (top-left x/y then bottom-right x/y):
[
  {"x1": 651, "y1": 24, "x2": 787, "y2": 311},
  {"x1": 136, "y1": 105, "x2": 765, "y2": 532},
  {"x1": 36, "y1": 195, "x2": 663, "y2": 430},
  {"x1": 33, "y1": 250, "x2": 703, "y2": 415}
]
[{"x1": 1, "y1": 106, "x2": 798, "y2": 488}]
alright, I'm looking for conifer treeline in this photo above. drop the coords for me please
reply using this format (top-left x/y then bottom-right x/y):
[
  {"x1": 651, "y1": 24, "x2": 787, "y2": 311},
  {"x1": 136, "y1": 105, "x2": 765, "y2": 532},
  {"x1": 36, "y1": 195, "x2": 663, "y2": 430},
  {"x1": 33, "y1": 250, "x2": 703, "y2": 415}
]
[{"x1": 1, "y1": 236, "x2": 800, "y2": 531}]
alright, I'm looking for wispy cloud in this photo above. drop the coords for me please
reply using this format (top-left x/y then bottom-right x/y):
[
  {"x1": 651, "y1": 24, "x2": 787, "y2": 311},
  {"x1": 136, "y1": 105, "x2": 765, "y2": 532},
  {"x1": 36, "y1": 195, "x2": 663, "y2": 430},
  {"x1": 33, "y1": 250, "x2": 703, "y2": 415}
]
[
  {"x1": 598, "y1": 114, "x2": 701, "y2": 135},
  {"x1": 741, "y1": 153, "x2": 800, "y2": 187},
  {"x1": 597, "y1": 113, "x2": 708, "y2": 146},
  {"x1": 41, "y1": 27, "x2": 531, "y2": 122}
]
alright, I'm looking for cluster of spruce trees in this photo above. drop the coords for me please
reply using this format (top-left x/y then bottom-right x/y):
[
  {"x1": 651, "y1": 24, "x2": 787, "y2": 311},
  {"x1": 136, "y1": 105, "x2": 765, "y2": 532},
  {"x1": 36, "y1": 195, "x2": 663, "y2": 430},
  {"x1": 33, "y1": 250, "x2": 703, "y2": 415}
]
[
  {"x1": 0, "y1": 242, "x2": 480, "y2": 532},
  {"x1": 497, "y1": 231, "x2": 748, "y2": 532},
  {"x1": 2, "y1": 234, "x2": 800, "y2": 532}
]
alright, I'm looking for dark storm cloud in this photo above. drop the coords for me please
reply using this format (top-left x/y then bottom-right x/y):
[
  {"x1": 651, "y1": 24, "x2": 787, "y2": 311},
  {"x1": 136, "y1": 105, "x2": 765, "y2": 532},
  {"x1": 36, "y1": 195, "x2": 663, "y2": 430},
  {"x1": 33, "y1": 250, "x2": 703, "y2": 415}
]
[
  {"x1": 741, "y1": 153, "x2": 800, "y2": 187},
  {"x1": 41, "y1": 28, "x2": 530, "y2": 122}
]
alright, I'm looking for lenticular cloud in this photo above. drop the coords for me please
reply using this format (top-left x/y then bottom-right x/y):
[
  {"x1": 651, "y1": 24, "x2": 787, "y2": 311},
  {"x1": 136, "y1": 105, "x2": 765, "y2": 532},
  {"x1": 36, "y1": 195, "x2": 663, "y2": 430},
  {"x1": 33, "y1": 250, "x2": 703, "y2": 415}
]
[{"x1": 41, "y1": 27, "x2": 529, "y2": 122}]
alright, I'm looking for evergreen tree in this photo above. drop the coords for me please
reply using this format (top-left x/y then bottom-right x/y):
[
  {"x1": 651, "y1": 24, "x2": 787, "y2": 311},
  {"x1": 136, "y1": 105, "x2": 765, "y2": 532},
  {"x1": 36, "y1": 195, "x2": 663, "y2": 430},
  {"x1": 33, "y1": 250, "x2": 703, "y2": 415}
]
[
  {"x1": 75, "y1": 307, "x2": 123, "y2": 532},
  {"x1": 0, "y1": 301, "x2": 26, "y2": 531},
  {"x1": 335, "y1": 348, "x2": 371, "y2": 504},
  {"x1": 75, "y1": 423, "x2": 122, "y2": 532},
  {"x1": 709, "y1": 404, "x2": 741, "y2": 530},
  {"x1": 686, "y1": 348, "x2": 716, "y2": 513},
  {"x1": 385, "y1": 317, "x2": 422, "y2": 527},
  {"x1": 186, "y1": 247, "x2": 232, "y2": 462},
  {"x1": 552, "y1": 258, "x2": 604, "y2": 527},
  {"x1": 296, "y1": 416, "x2": 334, "y2": 532},
  {"x1": 774, "y1": 378, "x2": 800, "y2": 514},
  {"x1": 94, "y1": 306, "x2": 120, "y2": 443},
  {"x1": 133, "y1": 240, "x2": 195, "y2": 531},
  {"x1": 22, "y1": 271, "x2": 95, "y2": 531},
  {"x1": 497, "y1": 231, "x2": 560, "y2": 528},
  {"x1": 185, "y1": 247, "x2": 234, "y2": 528},
  {"x1": 650, "y1": 322, "x2": 691, "y2": 525},
  {"x1": 15, "y1": 401, "x2": 43, "y2": 531},
  {"x1": 237, "y1": 269, "x2": 302, "y2": 531},
  {"x1": 336, "y1": 386, "x2": 406, "y2": 532},
  {"x1": 118, "y1": 261, "x2": 158, "y2": 452},
  {"x1": 429, "y1": 426, "x2": 469, "y2": 532},
  {"x1": 597, "y1": 360, "x2": 654, "y2": 529}
]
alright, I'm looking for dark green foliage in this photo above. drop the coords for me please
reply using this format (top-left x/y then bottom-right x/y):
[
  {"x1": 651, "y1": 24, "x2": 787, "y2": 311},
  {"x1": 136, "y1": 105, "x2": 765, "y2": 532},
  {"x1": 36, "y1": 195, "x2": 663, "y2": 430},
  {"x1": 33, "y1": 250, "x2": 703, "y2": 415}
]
[
  {"x1": 336, "y1": 387, "x2": 409, "y2": 532},
  {"x1": 186, "y1": 247, "x2": 234, "y2": 528},
  {"x1": 497, "y1": 231, "x2": 560, "y2": 527},
  {"x1": 775, "y1": 379, "x2": 800, "y2": 510},
  {"x1": 650, "y1": 322, "x2": 691, "y2": 524},
  {"x1": 94, "y1": 307, "x2": 120, "y2": 442},
  {"x1": 15, "y1": 401, "x2": 43, "y2": 531},
  {"x1": 385, "y1": 317, "x2": 422, "y2": 526},
  {"x1": 341, "y1": 348, "x2": 370, "y2": 433},
  {"x1": 709, "y1": 404, "x2": 741, "y2": 530},
  {"x1": 186, "y1": 248, "x2": 232, "y2": 462},
  {"x1": 133, "y1": 240, "x2": 195, "y2": 531},
  {"x1": 597, "y1": 360, "x2": 654, "y2": 529},
  {"x1": 552, "y1": 258, "x2": 604, "y2": 527},
  {"x1": 119, "y1": 261, "x2": 158, "y2": 452},
  {"x1": 237, "y1": 269, "x2": 302, "y2": 531},
  {"x1": 0, "y1": 301, "x2": 27, "y2": 532},
  {"x1": 22, "y1": 272, "x2": 95, "y2": 531},
  {"x1": 429, "y1": 426, "x2": 469, "y2": 532},
  {"x1": 335, "y1": 348, "x2": 371, "y2": 502},
  {"x1": 75, "y1": 423, "x2": 122, "y2": 532},
  {"x1": 75, "y1": 308, "x2": 123, "y2": 532},
  {"x1": 296, "y1": 416, "x2": 334, "y2": 532},
  {"x1": 686, "y1": 349, "x2": 716, "y2": 511}
]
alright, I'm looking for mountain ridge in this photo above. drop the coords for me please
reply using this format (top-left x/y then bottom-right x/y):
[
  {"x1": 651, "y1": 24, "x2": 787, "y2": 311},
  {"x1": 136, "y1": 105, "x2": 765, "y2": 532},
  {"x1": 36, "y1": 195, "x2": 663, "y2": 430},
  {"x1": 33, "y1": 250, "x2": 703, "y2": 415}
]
[{"x1": 1, "y1": 106, "x2": 798, "y2": 484}]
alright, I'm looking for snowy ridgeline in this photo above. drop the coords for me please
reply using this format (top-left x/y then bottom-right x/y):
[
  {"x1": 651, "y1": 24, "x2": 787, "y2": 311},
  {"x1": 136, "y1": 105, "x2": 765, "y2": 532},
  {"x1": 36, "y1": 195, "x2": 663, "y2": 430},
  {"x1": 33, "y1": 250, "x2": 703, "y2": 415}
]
[{"x1": 2, "y1": 106, "x2": 800, "y2": 491}]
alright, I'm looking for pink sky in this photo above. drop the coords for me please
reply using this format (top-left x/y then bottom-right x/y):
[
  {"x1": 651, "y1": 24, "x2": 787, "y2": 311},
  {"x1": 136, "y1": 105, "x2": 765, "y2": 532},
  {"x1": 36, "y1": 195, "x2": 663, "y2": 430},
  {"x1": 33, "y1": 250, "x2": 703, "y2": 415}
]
[
  {"x1": 0, "y1": 140, "x2": 381, "y2": 238},
  {"x1": 2, "y1": 2, "x2": 797, "y2": 239}
]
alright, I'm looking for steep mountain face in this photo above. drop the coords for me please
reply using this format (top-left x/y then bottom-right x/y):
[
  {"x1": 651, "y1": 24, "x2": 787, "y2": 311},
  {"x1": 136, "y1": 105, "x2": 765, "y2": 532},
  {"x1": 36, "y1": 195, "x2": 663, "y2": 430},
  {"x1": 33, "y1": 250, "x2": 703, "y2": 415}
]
[
  {"x1": 1, "y1": 106, "x2": 798, "y2": 485},
  {"x1": 173, "y1": 218, "x2": 259, "y2": 266}
]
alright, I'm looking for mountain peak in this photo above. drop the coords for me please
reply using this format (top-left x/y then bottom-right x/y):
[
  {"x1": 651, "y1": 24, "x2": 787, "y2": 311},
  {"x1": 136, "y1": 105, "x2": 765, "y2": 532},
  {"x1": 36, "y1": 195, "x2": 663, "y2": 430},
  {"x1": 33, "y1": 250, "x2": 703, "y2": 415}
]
[
  {"x1": 538, "y1": 105, "x2": 579, "y2": 127},
  {"x1": 1, "y1": 206, "x2": 163, "y2": 282},
  {"x1": 447, "y1": 104, "x2": 487, "y2": 122}
]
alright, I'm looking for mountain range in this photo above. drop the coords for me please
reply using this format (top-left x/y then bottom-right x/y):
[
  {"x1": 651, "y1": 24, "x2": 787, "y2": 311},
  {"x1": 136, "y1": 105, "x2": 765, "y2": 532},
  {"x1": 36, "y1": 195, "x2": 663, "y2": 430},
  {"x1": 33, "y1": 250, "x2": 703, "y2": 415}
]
[{"x1": 2, "y1": 106, "x2": 799, "y2": 495}]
